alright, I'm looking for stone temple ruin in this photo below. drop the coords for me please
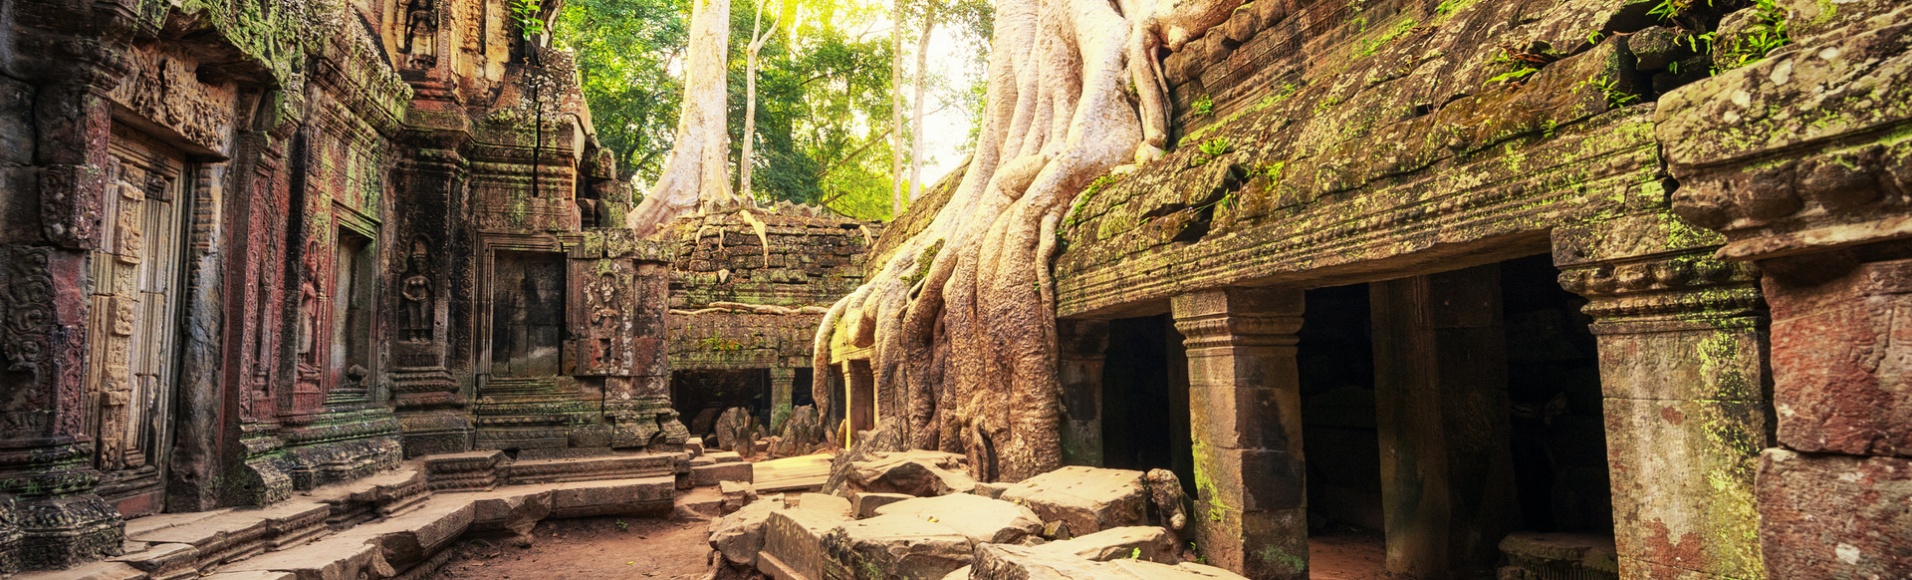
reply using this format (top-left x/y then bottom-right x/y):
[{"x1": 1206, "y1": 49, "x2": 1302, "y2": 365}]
[{"x1": 0, "y1": 0, "x2": 1909, "y2": 578}]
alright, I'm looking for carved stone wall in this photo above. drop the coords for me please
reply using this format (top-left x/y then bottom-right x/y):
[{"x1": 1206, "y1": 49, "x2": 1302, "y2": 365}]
[
  {"x1": 0, "y1": 0, "x2": 673, "y2": 571},
  {"x1": 663, "y1": 206, "x2": 878, "y2": 431}
]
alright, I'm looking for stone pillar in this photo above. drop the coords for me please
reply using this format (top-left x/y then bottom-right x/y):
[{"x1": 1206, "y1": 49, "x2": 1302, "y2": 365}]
[
  {"x1": 845, "y1": 360, "x2": 876, "y2": 440},
  {"x1": 1057, "y1": 319, "x2": 1110, "y2": 466},
  {"x1": 1368, "y1": 265, "x2": 1519, "y2": 579},
  {"x1": 1170, "y1": 287, "x2": 1306, "y2": 580},
  {"x1": 1554, "y1": 212, "x2": 1768, "y2": 579},
  {"x1": 391, "y1": 146, "x2": 471, "y2": 457},
  {"x1": 770, "y1": 366, "x2": 796, "y2": 431}
]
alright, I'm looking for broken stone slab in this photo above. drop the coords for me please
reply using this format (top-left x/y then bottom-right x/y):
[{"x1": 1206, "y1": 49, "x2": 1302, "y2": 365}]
[
  {"x1": 970, "y1": 543, "x2": 1248, "y2": 579},
  {"x1": 687, "y1": 436, "x2": 706, "y2": 457},
  {"x1": 201, "y1": 572, "x2": 298, "y2": 580},
  {"x1": 719, "y1": 480, "x2": 758, "y2": 514},
  {"x1": 971, "y1": 482, "x2": 1008, "y2": 499},
  {"x1": 109, "y1": 541, "x2": 196, "y2": 578},
  {"x1": 466, "y1": 488, "x2": 554, "y2": 537},
  {"x1": 848, "y1": 450, "x2": 977, "y2": 497},
  {"x1": 546, "y1": 476, "x2": 678, "y2": 518},
  {"x1": 1037, "y1": 526, "x2": 1177, "y2": 563},
  {"x1": 219, "y1": 532, "x2": 393, "y2": 580},
  {"x1": 693, "y1": 460, "x2": 755, "y2": 487},
  {"x1": 999, "y1": 466, "x2": 1147, "y2": 536},
  {"x1": 824, "y1": 514, "x2": 977, "y2": 580},
  {"x1": 710, "y1": 496, "x2": 788, "y2": 569},
  {"x1": 347, "y1": 498, "x2": 476, "y2": 568},
  {"x1": 853, "y1": 492, "x2": 915, "y2": 518},
  {"x1": 715, "y1": 407, "x2": 759, "y2": 456},
  {"x1": 707, "y1": 450, "x2": 745, "y2": 464},
  {"x1": 870, "y1": 493, "x2": 1043, "y2": 545},
  {"x1": 15, "y1": 561, "x2": 146, "y2": 580},
  {"x1": 760, "y1": 503, "x2": 857, "y2": 580},
  {"x1": 790, "y1": 492, "x2": 854, "y2": 517}
]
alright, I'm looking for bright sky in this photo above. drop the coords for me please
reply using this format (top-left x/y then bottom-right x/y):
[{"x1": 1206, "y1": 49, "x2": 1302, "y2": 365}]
[{"x1": 913, "y1": 23, "x2": 984, "y2": 188}]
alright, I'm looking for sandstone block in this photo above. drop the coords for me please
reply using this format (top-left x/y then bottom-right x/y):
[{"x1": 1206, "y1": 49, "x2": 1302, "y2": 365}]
[
  {"x1": 826, "y1": 515, "x2": 976, "y2": 580},
  {"x1": 709, "y1": 497, "x2": 785, "y2": 568},
  {"x1": 693, "y1": 461, "x2": 755, "y2": 487},
  {"x1": 848, "y1": 450, "x2": 977, "y2": 496},
  {"x1": 853, "y1": 492, "x2": 914, "y2": 518},
  {"x1": 970, "y1": 543, "x2": 1247, "y2": 579},
  {"x1": 1000, "y1": 466, "x2": 1147, "y2": 535},
  {"x1": 720, "y1": 480, "x2": 759, "y2": 514},
  {"x1": 1758, "y1": 449, "x2": 1912, "y2": 578},
  {"x1": 1038, "y1": 526, "x2": 1177, "y2": 563},
  {"x1": 1768, "y1": 260, "x2": 1912, "y2": 457},
  {"x1": 870, "y1": 493, "x2": 1042, "y2": 544}
]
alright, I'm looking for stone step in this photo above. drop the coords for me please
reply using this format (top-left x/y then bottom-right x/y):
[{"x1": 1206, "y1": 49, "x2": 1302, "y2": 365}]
[
  {"x1": 27, "y1": 470, "x2": 683, "y2": 580},
  {"x1": 504, "y1": 450, "x2": 685, "y2": 485}
]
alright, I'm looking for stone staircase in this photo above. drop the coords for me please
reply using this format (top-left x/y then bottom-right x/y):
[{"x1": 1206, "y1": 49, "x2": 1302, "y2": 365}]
[{"x1": 23, "y1": 448, "x2": 702, "y2": 580}]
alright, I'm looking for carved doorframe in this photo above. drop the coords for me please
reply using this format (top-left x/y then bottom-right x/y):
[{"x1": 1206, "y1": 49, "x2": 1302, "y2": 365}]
[
  {"x1": 472, "y1": 233, "x2": 576, "y2": 395},
  {"x1": 90, "y1": 126, "x2": 197, "y2": 516}
]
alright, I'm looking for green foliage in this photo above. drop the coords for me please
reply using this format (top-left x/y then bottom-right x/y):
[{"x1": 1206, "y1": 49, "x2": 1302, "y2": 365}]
[
  {"x1": 1589, "y1": 75, "x2": 1640, "y2": 108},
  {"x1": 1198, "y1": 137, "x2": 1232, "y2": 157},
  {"x1": 1065, "y1": 174, "x2": 1118, "y2": 228},
  {"x1": 1354, "y1": 18, "x2": 1417, "y2": 58},
  {"x1": 558, "y1": 0, "x2": 689, "y2": 182},
  {"x1": 1433, "y1": 0, "x2": 1475, "y2": 17},
  {"x1": 1259, "y1": 161, "x2": 1287, "y2": 181},
  {"x1": 1485, "y1": 49, "x2": 1541, "y2": 85},
  {"x1": 1724, "y1": 0, "x2": 1790, "y2": 69},
  {"x1": 513, "y1": 0, "x2": 547, "y2": 38},
  {"x1": 1190, "y1": 94, "x2": 1215, "y2": 116}
]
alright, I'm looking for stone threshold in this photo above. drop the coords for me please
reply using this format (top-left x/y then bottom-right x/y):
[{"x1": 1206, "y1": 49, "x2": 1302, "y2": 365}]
[{"x1": 20, "y1": 447, "x2": 734, "y2": 580}]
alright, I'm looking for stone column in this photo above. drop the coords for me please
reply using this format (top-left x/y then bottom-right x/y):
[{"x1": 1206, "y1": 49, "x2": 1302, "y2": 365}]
[
  {"x1": 1057, "y1": 319, "x2": 1110, "y2": 467},
  {"x1": 1369, "y1": 265, "x2": 1518, "y2": 579},
  {"x1": 845, "y1": 360, "x2": 876, "y2": 442},
  {"x1": 391, "y1": 147, "x2": 470, "y2": 457},
  {"x1": 1554, "y1": 212, "x2": 1768, "y2": 579},
  {"x1": 1170, "y1": 287, "x2": 1307, "y2": 580},
  {"x1": 770, "y1": 366, "x2": 796, "y2": 431}
]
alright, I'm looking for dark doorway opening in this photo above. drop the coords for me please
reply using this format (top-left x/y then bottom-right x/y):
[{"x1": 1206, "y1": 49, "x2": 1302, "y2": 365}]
[
  {"x1": 673, "y1": 369, "x2": 772, "y2": 440},
  {"x1": 792, "y1": 368, "x2": 816, "y2": 408},
  {"x1": 1298, "y1": 283, "x2": 1388, "y2": 575},
  {"x1": 1497, "y1": 255, "x2": 1615, "y2": 570},
  {"x1": 1100, "y1": 314, "x2": 1193, "y2": 495}
]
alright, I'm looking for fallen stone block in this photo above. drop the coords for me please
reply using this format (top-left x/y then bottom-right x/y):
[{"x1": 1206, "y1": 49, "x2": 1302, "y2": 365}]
[
  {"x1": 687, "y1": 437, "x2": 706, "y2": 457},
  {"x1": 468, "y1": 489, "x2": 553, "y2": 537},
  {"x1": 848, "y1": 450, "x2": 977, "y2": 497},
  {"x1": 1000, "y1": 466, "x2": 1147, "y2": 535},
  {"x1": 547, "y1": 477, "x2": 677, "y2": 518},
  {"x1": 353, "y1": 499, "x2": 475, "y2": 568},
  {"x1": 870, "y1": 493, "x2": 1042, "y2": 544},
  {"x1": 971, "y1": 543, "x2": 1247, "y2": 579},
  {"x1": 221, "y1": 533, "x2": 393, "y2": 580},
  {"x1": 1038, "y1": 526, "x2": 1176, "y2": 563},
  {"x1": 693, "y1": 461, "x2": 755, "y2": 487},
  {"x1": 791, "y1": 492, "x2": 854, "y2": 517},
  {"x1": 710, "y1": 496, "x2": 786, "y2": 569},
  {"x1": 719, "y1": 480, "x2": 758, "y2": 514},
  {"x1": 825, "y1": 514, "x2": 977, "y2": 580},
  {"x1": 853, "y1": 492, "x2": 915, "y2": 518},
  {"x1": 760, "y1": 504, "x2": 855, "y2": 580}
]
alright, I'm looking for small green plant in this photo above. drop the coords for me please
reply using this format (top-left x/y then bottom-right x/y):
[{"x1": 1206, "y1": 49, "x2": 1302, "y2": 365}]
[
  {"x1": 1586, "y1": 30, "x2": 1604, "y2": 45},
  {"x1": 1354, "y1": 18, "x2": 1418, "y2": 58},
  {"x1": 1190, "y1": 95, "x2": 1215, "y2": 116},
  {"x1": 1130, "y1": 548, "x2": 1142, "y2": 559},
  {"x1": 1589, "y1": 75, "x2": 1640, "y2": 108},
  {"x1": 1485, "y1": 48, "x2": 1544, "y2": 86},
  {"x1": 1198, "y1": 137, "x2": 1233, "y2": 157},
  {"x1": 615, "y1": 519, "x2": 629, "y2": 530},
  {"x1": 511, "y1": 0, "x2": 546, "y2": 38},
  {"x1": 1646, "y1": 0, "x2": 1691, "y2": 22},
  {"x1": 1259, "y1": 161, "x2": 1287, "y2": 181},
  {"x1": 1725, "y1": 0, "x2": 1791, "y2": 68},
  {"x1": 1434, "y1": 0, "x2": 1464, "y2": 16}
]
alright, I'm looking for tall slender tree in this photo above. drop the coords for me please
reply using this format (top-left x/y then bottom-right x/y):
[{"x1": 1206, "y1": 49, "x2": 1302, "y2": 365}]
[{"x1": 626, "y1": 0, "x2": 744, "y2": 236}]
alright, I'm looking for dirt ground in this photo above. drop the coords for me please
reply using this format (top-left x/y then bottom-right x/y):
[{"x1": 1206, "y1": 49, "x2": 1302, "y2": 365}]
[
  {"x1": 1310, "y1": 529, "x2": 1394, "y2": 580},
  {"x1": 426, "y1": 515, "x2": 716, "y2": 580}
]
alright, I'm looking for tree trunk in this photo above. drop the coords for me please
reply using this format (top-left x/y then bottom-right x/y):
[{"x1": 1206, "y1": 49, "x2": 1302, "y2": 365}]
[
  {"x1": 626, "y1": 0, "x2": 738, "y2": 237},
  {"x1": 741, "y1": 0, "x2": 777, "y2": 200},
  {"x1": 814, "y1": 0, "x2": 1150, "y2": 482},
  {"x1": 907, "y1": 6, "x2": 937, "y2": 202},
  {"x1": 889, "y1": 3, "x2": 907, "y2": 218}
]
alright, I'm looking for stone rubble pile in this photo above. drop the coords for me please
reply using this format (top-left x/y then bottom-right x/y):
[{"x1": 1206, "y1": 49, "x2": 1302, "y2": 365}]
[{"x1": 706, "y1": 452, "x2": 1241, "y2": 580}]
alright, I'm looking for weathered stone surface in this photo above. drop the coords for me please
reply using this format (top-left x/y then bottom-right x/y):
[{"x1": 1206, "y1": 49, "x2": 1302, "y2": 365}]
[
  {"x1": 710, "y1": 496, "x2": 786, "y2": 568},
  {"x1": 970, "y1": 543, "x2": 1247, "y2": 579},
  {"x1": 1038, "y1": 526, "x2": 1177, "y2": 563},
  {"x1": 824, "y1": 516, "x2": 976, "y2": 580},
  {"x1": 790, "y1": 492, "x2": 854, "y2": 518},
  {"x1": 848, "y1": 450, "x2": 978, "y2": 497},
  {"x1": 1767, "y1": 260, "x2": 1912, "y2": 457},
  {"x1": 870, "y1": 493, "x2": 1043, "y2": 544},
  {"x1": 999, "y1": 465, "x2": 1146, "y2": 536},
  {"x1": 760, "y1": 505, "x2": 856, "y2": 580},
  {"x1": 1758, "y1": 449, "x2": 1912, "y2": 578},
  {"x1": 720, "y1": 480, "x2": 759, "y2": 514},
  {"x1": 693, "y1": 461, "x2": 756, "y2": 487},
  {"x1": 853, "y1": 492, "x2": 915, "y2": 518},
  {"x1": 716, "y1": 408, "x2": 761, "y2": 456},
  {"x1": 772, "y1": 405, "x2": 827, "y2": 458}
]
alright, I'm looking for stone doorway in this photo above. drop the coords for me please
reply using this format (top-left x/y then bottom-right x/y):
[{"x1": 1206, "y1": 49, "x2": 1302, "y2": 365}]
[
  {"x1": 1297, "y1": 283, "x2": 1387, "y2": 574},
  {"x1": 488, "y1": 251, "x2": 567, "y2": 378},
  {"x1": 1100, "y1": 314, "x2": 1193, "y2": 494},
  {"x1": 91, "y1": 128, "x2": 194, "y2": 517},
  {"x1": 1366, "y1": 256, "x2": 1615, "y2": 579},
  {"x1": 674, "y1": 369, "x2": 772, "y2": 440}
]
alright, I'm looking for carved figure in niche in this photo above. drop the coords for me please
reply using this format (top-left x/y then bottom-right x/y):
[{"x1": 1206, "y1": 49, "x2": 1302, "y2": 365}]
[
  {"x1": 590, "y1": 273, "x2": 624, "y2": 363},
  {"x1": 401, "y1": 0, "x2": 439, "y2": 67},
  {"x1": 400, "y1": 239, "x2": 434, "y2": 342},
  {"x1": 296, "y1": 239, "x2": 322, "y2": 380}
]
